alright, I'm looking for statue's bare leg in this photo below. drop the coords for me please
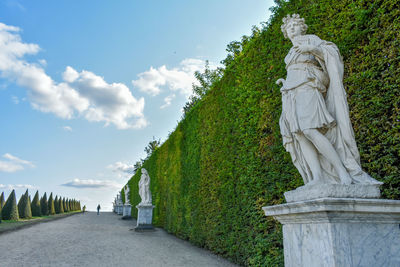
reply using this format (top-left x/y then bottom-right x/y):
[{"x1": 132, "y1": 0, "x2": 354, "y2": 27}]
[
  {"x1": 303, "y1": 129, "x2": 352, "y2": 184},
  {"x1": 295, "y1": 133, "x2": 323, "y2": 184}
]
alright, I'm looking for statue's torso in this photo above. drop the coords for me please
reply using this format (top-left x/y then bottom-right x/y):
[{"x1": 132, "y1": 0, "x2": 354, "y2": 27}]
[{"x1": 280, "y1": 35, "x2": 334, "y2": 133}]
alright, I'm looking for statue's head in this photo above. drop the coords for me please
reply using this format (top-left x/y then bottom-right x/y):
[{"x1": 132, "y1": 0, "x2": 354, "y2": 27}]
[
  {"x1": 281, "y1": 14, "x2": 308, "y2": 39},
  {"x1": 141, "y1": 168, "x2": 148, "y2": 176}
]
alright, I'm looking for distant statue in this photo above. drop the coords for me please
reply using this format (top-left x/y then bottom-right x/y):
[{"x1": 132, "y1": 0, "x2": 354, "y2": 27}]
[
  {"x1": 138, "y1": 168, "x2": 152, "y2": 205},
  {"x1": 97, "y1": 204, "x2": 101, "y2": 215},
  {"x1": 124, "y1": 184, "x2": 130, "y2": 205},
  {"x1": 276, "y1": 14, "x2": 382, "y2": 186}
]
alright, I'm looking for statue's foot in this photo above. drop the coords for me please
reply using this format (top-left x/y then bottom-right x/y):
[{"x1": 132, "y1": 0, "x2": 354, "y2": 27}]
[
  {"x1": 339, "y1": 172, "x2": 352, "y2": 185},
  {"x1": 306, "y1": 178, "x2": 324, "y2": 186},
  {"x1": 363, "y1": 174, "x2": 384, "y2": 185}
]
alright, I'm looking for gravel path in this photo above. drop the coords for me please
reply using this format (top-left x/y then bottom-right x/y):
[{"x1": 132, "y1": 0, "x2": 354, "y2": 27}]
[{"x1": 0, "y1": 212, "x2": 237, "y2": 267}]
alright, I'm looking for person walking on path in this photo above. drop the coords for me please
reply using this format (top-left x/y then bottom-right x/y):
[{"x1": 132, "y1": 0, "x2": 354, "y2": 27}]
[{"x1": 97, "y1": 204, "x2": 101, "y2": 215}]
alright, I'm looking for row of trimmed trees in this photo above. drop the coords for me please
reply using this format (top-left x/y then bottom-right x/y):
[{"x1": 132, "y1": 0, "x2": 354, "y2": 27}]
[{"x1": 0, "y1": 190, "x2": 81, "y2": 221}]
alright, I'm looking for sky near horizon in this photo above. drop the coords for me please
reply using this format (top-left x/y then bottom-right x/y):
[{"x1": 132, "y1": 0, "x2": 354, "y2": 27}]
[{"x1": 0, "y1": 0, "x2": 274, "y2": 210}]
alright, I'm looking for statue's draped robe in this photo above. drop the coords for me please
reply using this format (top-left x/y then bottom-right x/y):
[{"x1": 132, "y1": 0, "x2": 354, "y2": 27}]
[
  {"x1": 139, "y1": 171, "x2": 152, "y2": 204},
  {"x1": 124, "y1": 185, "x2": 130, "y2": 204},
  {"x1": 279, "y1": 34, "x2": 379, "y2": 185}
]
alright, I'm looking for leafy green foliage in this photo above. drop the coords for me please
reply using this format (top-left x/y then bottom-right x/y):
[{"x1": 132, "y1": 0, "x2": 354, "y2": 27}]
[
  {"x1": 31, "y1": 191, "x2": 41, "y2": 217},
  {"x1": 144, "y1": 137, "x2": 161, "y2": 159},
  {"x1": 124, "y1": 1, "x2": 400, "y2": 265},
  {"x1": 120, "y1": 189, "x2": 125, "y2": 205},
  {"x1": 2, "y1": 190, "x2": 19, "y2": 220},
  {"x1": 183, "y1": 61, "x2": 223, "y2": 115}
]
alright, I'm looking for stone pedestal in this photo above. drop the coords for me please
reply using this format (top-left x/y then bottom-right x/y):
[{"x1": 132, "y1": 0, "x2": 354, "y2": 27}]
[
  {"x1": 117, "y1": 205, "x2": 123, "y2": 215},
  {"x1": 263, "y1": 198, "x2": 400, "y2": 267},
  {"x1": 135, "y1": 204, "x2": 155, "y2": 231},
  {"x1": 122, "y1": 204, "x2": 131, "y2": 219}
]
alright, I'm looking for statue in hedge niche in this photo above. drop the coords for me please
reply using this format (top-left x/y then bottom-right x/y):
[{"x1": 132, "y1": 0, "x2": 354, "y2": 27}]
[
  {"x1": 276, "y1": 14, "x2": 382, "y2": 186},
  {"x1": 124, "y1": 184, "x2": 130, "y2": 205},
  {"x1": 138, "y1": 168, "x2": 152, "y2": 205}
]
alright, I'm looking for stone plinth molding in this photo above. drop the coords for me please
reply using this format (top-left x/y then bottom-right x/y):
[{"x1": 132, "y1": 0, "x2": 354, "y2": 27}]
[
  {"x1": 122, "y1": 204, "x2": 131, "y2": 219},
  {"x1": 263, "y1": 198, "x2": 400, "y2": 267},
  {"x1": 135, "y1": 204, "x2": 155, "y2": 231}
]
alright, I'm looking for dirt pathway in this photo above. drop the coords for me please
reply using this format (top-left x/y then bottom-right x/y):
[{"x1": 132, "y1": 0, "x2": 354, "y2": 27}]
[{"x1": 0, "y1": 212, "x2": 236, "y2": 267}]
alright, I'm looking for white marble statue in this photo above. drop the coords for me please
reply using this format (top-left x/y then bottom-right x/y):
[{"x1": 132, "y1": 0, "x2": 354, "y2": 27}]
[
  {"x1": 277, "y1": 14, "x2": 382, "y2": 186},
  {"x1": 138, "y1": 168, "x2": 152, "y2": 205},
  {"x1": 124, "y1": 184, "x2": 130, "y2": 205}
]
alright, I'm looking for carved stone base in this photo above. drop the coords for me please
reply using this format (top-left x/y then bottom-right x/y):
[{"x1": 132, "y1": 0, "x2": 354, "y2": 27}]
[
  {"x1": 122, "y1": 204, "x2": 131, "y2": 219},
  {"x1": 117, "y1": 205, "x2": 123, "y2": 215},
  {"x1": 284, "y1": 184, "x2": 380, "y2": 203},
  {"x1": 263, "y1": 198, "x2": 400, "y2": 267},
  {"x1": 135, "y1": 204, "x2": 155, "y2": 232}
]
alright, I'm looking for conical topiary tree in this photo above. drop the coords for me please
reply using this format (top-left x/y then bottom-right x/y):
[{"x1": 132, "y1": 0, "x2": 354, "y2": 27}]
[
  {"x1": 27, "y1": 194, "x2": 32, "y2": 217},
  {"x1": 17, "y1": 193, "x2": 24, "y2": 216},
  {"x1": 63, "y1": 198, "x2": 68, "y2": 212},
  {"x1": 59, "y1": 197, "x2": 64, "y2": 213},
  {"x1": 2, "y1": 190, "x2": 19, "y2": 220},
  {"x1": 0, "y1": 192, "x2": 4, "y2": 223},
  {"x1": 17, "y1": 189, "x2": 32, "y2": 219},
  {"x1": 31, "y1": 191, "x2": 41, "y2": 217},
  {"x1": 54, "y1": 196, "x2": 59, "y2": 214},
  {"x1": 40, "y1": 193, "x2": 48, "y2": 216},
  {"x1": 0, "y1": 192, "x2": 4, "y2": 218},
  {"x1": 48, "y1": 193, "x2": 55, "y2": 215},
  {"x1": 0, "y1": 192, "x2": 4, "y2": 209}
]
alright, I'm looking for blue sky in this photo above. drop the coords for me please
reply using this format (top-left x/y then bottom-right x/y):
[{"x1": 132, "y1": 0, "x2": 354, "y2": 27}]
[{"x1": 0, "y1": 0, "x2": 273, "y2": 210}]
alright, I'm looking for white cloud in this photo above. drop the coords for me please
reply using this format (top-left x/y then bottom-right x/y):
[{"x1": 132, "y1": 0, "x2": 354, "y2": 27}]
[
  {"x1": 132, "y1": 58, "x2": 206, "y2": 97},
  {"x1": 62, "y1": 66, "x2": 79, "y2": 83},
  {"x1": 63, "y1": 126, "x2": 72, "y2": 132},
  {"x1": 66, "y1": 68, "x2": 146, "y2": 129},
  {"x1": 61, "y1": 178, "x2": 122, "y2": 189},
  {"x1": 3, "y1": 153, "x2": 34, "y2": 167},
  {"x1": 160, "y1": 94, "x2": 176, "y2": 109},
  {"x1": 0, "y1": 22, "x2": 147, "y2": 130},
  {"x1": 38, "y1": 59, "x2": 47, "y2": 66},
  {"x1": 107, "y1": 161, "x2": 135, "y2": 177},
  {"x1": 0, "y1": 184, "x2": 35, "y2": 190},
  {"x1": 0, "y1": 153, "x2": 34, "y2": 172}
]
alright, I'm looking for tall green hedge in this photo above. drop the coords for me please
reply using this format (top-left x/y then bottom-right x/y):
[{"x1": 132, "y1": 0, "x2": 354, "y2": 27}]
[
  {"x1": 124, "y1": 1, "x2": 400, "y2": 265},
  {"x1": 2, "y1": 190, "x2": 19, "y2": 221}
]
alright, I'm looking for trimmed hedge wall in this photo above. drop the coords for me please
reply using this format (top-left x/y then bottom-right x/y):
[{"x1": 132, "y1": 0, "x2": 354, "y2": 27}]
[{"x1": 125, "y1": 0, "x2": 400, "y2": 265}]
